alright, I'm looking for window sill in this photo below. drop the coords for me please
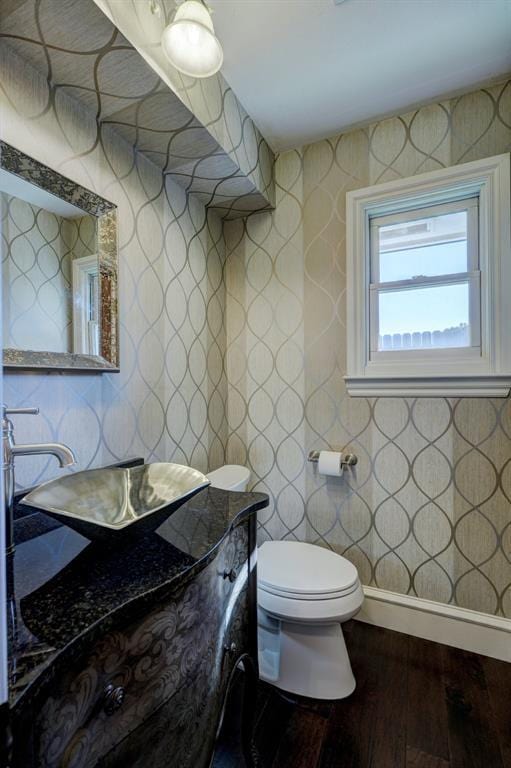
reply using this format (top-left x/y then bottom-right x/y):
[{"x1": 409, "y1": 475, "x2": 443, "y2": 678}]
[{"x1": 344, "y1": 375, "x2": 511, "y2": 398}]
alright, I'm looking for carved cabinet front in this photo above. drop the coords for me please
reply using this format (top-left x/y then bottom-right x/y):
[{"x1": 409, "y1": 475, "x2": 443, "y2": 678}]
[{"x1": 12, "y1": 521, "x2": 255, "y2": 768}]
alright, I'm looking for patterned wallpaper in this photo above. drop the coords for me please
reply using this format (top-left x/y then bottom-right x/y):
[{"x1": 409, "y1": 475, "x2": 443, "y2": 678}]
[
  {"x1": 95, "y1": 0, "x2": 275, "y2": 213},
  {"x1": 1, "y1": 41, "x2": 228, "y2": 490},
  {"x1": 0, "y1": 0, "x2": 274, "y2": 219},
  {"x1": 2, "y1": 194, "x2": 95, "y2": 353},
  {"x1": 224, "y1": 79, "x2": 511, "y2": 617}
]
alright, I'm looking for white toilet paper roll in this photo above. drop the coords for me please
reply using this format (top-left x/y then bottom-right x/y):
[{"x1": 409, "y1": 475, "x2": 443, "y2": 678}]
[{"x1": 317, "y1": 450, "x2": 343, "y2": 477}]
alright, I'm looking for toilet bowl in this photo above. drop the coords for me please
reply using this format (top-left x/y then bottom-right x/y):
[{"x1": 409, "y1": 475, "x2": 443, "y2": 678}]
[
  {"x1": 257, "y1": 541, "x2": 363, "y2": 700},
  {"x1": 207, "y1": 466, "x2": 363, "y2": 700}
]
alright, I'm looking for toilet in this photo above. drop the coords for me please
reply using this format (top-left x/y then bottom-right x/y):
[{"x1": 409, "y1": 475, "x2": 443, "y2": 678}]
[
  {"x1": 206, "y1": 464, "x2": 251, "y2": 492},
  {"x1": 257, "y1": 541, "x2": 363, "y2": 700},
  {"x1": 207, "y1": 464, "x2": 364, "y2": 701}
]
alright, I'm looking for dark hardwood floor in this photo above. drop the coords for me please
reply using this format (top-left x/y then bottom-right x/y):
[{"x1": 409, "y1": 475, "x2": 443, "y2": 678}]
[{"x1": 249, "y1": 620, "x2": 511, "y2": 768}]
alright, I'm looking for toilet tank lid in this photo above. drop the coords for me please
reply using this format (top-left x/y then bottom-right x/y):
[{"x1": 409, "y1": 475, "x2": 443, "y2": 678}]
[
  {"x1": 258, "y1": 541, "x2": 358, "y2": 595},
  {"x1": 206, "y1": 465, "x2": 250, "y2": 490}
]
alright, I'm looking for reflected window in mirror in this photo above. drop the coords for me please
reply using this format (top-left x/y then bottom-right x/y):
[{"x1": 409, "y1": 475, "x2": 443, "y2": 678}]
[{"x1": 72, "y1": 253, "x2": 100, "y2": 356}]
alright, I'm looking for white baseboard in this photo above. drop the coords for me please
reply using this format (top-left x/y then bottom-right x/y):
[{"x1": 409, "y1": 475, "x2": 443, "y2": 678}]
[{"x1": 357, "y1": 586, "x2": 511, "y2": 662}]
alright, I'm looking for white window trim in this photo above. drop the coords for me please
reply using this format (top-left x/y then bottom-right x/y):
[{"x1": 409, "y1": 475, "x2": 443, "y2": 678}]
[
  {"x1": 345, "y1": 153, "x2": 511, "y2": 397},
  {"x1": 72, "y1": 254, "x2": 100, "y2": 356}
]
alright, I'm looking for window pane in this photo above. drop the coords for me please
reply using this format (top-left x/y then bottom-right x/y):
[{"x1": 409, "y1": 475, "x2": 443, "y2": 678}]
[
  {"x1": 377, "y1": 283, "x2": 470, "y2": 350},
  {"x1": 377, "y1": 210, "x2": 468, "y2": 282}
]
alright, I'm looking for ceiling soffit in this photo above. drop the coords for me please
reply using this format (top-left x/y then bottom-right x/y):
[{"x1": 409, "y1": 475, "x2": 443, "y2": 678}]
[{"x1": 0, "y1": 0, "x2": 275, "y2": 219}]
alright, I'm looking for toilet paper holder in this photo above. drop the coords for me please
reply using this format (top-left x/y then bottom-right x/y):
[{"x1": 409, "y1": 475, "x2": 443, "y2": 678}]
[{"x1": 307, "y1": 450, "x2": 358, "y2": 467}]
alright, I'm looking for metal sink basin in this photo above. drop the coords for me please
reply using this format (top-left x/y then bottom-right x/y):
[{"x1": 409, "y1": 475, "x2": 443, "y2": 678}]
[{"x1": 21, "y1": 462, "x2": 210, "y2": 544}]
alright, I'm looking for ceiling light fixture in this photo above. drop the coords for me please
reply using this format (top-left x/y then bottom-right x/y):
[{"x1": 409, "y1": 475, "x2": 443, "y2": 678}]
[{"x1": 161, "y1": 0, "x2": 223, "y2": 79}]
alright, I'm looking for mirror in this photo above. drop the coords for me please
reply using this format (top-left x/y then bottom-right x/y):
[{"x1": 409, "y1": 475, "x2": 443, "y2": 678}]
[{"x1": 1, "y1": 141, "x2": 118, "y2": 372}]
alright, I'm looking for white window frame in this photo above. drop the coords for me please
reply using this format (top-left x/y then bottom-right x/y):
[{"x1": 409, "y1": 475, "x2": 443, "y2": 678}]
[
  {"x1": 369, "y1": 196, "x2": 480, "y2": 361},
  {"x1": 345, "y1": 153, "x2": 511, "y2": 397},
  {"x1": 72, "y1": 254, "x2": 100, "y2": 356}
]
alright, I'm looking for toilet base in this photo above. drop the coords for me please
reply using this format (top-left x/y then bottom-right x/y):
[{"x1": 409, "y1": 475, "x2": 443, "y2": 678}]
[{"x1": 258, "y1": 618, "x2": 355, "y2": 700}]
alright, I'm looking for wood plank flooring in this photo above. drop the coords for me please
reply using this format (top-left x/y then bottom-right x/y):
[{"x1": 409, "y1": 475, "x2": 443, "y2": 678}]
[{"x1": 250, "y1": 621, "x2": 511, "y2": 768}]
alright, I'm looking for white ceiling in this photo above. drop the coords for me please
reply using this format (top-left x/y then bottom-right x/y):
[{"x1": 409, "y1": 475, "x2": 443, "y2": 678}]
[{"x1": 209, "y1": 0, "x2": 511, "y2": 152}]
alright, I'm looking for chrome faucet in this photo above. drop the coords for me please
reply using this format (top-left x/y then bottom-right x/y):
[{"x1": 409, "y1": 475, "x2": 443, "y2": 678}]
[{"x1": 2, "y1": 405, "x2": 76, "y2": 554}]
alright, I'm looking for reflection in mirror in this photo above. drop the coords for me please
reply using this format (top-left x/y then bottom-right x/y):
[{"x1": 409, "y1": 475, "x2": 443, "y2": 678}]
[
  {"x1": 72, "y1": 249, "x2": 100, "y2": 356},
  {"x1": 2, "y1": 190, "x2": 98, "y2": 354},
  {"x1": 0, "y1": 141, "x2": 118, "y2": 371}
]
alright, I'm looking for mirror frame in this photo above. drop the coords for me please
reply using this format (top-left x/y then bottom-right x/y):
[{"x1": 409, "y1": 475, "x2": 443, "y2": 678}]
[{"x1": 1, "y1": 141, "x2": 119, "y2": 372}]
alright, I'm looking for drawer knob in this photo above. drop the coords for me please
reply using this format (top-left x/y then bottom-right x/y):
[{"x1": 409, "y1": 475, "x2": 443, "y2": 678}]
[
  {"x1": 102, "y1": 684, "x2": 125, "y2": 715},
  {"x1": 224, "y1": 642, "x2": 238, "y2": 655},
  {"x1": 223, "y1": 568, "x2": 237, "y2": 583}
]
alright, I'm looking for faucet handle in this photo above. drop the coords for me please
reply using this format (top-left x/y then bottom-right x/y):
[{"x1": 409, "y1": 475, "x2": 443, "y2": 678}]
[{"x1": 2, "y1": 405, "x2": 39, "y2": 418}]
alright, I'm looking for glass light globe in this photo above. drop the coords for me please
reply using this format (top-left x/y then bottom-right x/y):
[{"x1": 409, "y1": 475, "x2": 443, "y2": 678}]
[{"x1": 161, "y1": 0, "x2": 223, "y2": 79}]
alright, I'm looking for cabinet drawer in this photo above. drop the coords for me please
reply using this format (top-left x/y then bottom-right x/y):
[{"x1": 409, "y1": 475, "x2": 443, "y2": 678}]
[
  {"x1": 33, "y1": 524, "x2": 250, "y2": 768},
  {"x1": 100, "y1": 649, "x2": 238, "y2": 768},
  {"x1": 101, "y1": 586, "x2": 251, "y2": 768}
]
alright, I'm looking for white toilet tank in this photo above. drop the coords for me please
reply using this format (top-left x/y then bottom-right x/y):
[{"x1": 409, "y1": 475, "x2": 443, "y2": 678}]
[{"x1": 207, "y1": 464, "x2": 250, "y2": 492}]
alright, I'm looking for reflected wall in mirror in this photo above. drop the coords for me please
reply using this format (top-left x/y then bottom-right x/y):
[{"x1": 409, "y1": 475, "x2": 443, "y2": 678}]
[
  {"x1": 2, "y1": 194, "x2": 98, "y2": 354},
  {"x1": 1, "y1": 141, "x2": 119, "y2": 371}
]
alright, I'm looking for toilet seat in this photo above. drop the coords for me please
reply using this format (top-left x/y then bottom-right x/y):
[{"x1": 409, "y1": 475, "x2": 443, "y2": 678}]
[
  {"x1": 258, "y1": 581, "x2": 364, "y2": 624},
  {"x1": 259, "y1": 579, "x2": 360, "y2": 601},
  {"x1": 258, "y1": 541, "x2": 359, "y2": 599},
  {"x1": 258, "y1": 541, "x2": 363, "y2": 624}
]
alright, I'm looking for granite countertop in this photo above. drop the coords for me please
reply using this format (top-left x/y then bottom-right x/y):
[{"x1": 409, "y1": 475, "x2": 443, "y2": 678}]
[{"x1": 8, "y1": 479, "x2": 268, "y2": 713}]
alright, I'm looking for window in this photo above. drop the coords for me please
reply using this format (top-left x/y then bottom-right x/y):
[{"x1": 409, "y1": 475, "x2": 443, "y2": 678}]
[
  {"x1": 370, "y1": 198, "x2": 480, "y2": 357},
  {"x1": 345, "y1": 154, "x2": 511, "y2": 397}
]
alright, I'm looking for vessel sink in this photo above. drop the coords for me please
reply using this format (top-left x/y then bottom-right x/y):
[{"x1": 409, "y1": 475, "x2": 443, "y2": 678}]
[{"x1": 21, "y1": 462, "x2": 210, "y2": 544}]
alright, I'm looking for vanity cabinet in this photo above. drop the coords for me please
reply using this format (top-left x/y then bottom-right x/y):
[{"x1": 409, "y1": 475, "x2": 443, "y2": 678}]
[{"x1": 9, "y1": 487, "x2": 266, "y2": 768}]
